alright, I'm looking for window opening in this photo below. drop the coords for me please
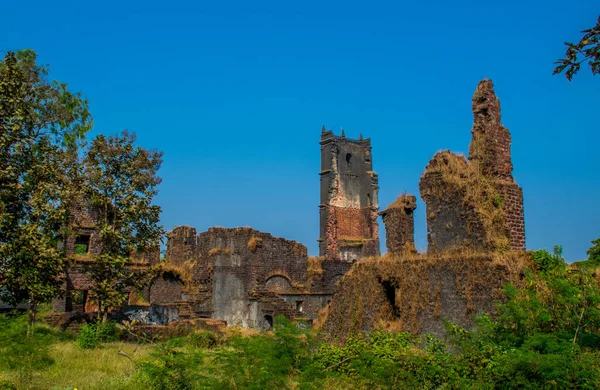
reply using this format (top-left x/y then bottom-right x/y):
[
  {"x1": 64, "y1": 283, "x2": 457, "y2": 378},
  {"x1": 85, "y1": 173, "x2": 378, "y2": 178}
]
[
  {"x1": 382, "y1": 281, "x2": 400, "y2": 318},
  {"x1": 264, "y1": 315, "x2": 274, "y2": 329},
  {"x1": 346, "y1": 153, "x2": 353, "y2": 172},
  {"x1": 74, "y1": 235, "x2": 91, "y2": 255}
]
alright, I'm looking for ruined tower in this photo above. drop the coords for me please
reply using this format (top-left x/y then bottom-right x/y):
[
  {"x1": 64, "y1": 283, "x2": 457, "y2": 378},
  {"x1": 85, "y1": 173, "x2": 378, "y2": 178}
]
[
  {"x1": 469, "y1": 79, "x2": 525, "y2": 251},
  {"x1": 318, "y1": 127, "x2": 380, "y2": 261},
  {"x1": 380, "y1": 194, "x2": 417, "y2": 255},
  {"x1": 419, "y1": 79, "x2": 525, "y2": 253}
]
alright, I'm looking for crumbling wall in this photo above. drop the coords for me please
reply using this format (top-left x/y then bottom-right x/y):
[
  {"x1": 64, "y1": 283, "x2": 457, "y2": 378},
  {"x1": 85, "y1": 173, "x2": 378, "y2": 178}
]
[
  {"x1": 165, "y1": 226, "x2": 198, "y2": 267},
  {"x1": 319, "y1": 253, "x2": 531, "y2": 342},
  {"x1": 146, "y1": 272, "x2": 185, "y2": 304},
  {"x1": 419, "y1": 151, "x2": 492, "y2": 252},
  {"x1": 380, "y1": 194, "x2": 417, "y2": 254},
  {"x1": 198, "y1": 227, "x2": 308, "y2": 327},
  {"x1": 468, "y1": 79, "x2": 525, "y2": 251},
  {"x1": 157, "y1": 226, "x2": 313, "y2": 327},
  {"x1": 307, "y1": 257, "x2": 353, "y2": 293},
  {"x1": 53, "y1": 197, "x2": 159, "y2": 313},
  {"x1": 419, "y1": 79, "x2": 525, "y2": 253}
]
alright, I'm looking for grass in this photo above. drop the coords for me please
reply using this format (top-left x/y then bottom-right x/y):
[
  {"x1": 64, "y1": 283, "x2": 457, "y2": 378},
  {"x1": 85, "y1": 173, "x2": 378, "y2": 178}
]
[
  {"x1": 0, "y1": 310, "x2": 152, "y2": 390},
  {"x1": 0, "y1": 342, "x2": 152, "y2": 390}
]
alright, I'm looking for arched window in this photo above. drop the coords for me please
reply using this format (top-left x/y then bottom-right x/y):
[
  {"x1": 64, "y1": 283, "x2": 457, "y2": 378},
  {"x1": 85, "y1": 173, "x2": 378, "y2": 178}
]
[
  {"x1": 265, "y1": 275, "x2": 292, "y2": 292},
  {"x1": 367, "y1": 193, "x2": 372, "y2": 206},
  {"x1": 346, "y1": 153, "x2": 352, "y2": 172}
]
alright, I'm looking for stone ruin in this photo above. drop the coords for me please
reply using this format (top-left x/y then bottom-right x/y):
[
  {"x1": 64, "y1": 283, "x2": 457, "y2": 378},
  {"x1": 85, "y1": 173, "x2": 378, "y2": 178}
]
[
  {"x1": 321, "y1": 79, "x2": 529, "y2": 340},
  {"x1": 319, "y1": 128, "x2": 380, "y2": 261},
  {"x1": 41, "y1": 78, "x2": 527, "y2": 336},
  {"x1": 419, "y1": 79, "x2": 525, "y2": 253},
  {"x1": 380, "y1": 194, "x2": 417, "y2": 255}
]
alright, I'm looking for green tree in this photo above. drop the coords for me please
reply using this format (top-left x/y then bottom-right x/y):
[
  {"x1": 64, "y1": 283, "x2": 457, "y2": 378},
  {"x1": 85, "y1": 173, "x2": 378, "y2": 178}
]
[
  {"x1": 586, "y1": 239, "x2": 600, "y2": 265},
  {"x1": 83, "y1": 131, "x2": 164, "y2": 320},
  {"x1": 0, "y1": 50, "x2": 92, "y2": 334},
  {"x1": 554, "y1": 16, "x2": 600, "y2": 80}
]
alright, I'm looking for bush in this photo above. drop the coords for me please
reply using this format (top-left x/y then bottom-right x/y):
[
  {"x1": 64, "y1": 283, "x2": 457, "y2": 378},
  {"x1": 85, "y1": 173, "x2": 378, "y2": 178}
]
[
  {"x1": 188, "y1": 331, "x2": 218, "y2": 349},
  {"x1": 77, "y1": 320, "x2": 121, "y2": 349},
  {"x1": 139, "y1": 344, "x2": 204, "y2": 390}
]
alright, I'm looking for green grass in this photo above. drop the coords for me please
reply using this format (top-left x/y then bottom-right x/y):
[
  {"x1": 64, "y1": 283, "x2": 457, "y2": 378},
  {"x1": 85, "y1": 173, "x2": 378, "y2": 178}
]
[{"x1": 0, "y1": 341, "x2": 152, "y2": 390}]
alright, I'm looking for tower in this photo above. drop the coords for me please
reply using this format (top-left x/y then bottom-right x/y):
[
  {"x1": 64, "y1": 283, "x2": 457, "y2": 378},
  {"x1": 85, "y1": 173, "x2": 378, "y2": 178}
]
[{"x1": 318, "y1": 127, "x2": 380, "y2": 261}]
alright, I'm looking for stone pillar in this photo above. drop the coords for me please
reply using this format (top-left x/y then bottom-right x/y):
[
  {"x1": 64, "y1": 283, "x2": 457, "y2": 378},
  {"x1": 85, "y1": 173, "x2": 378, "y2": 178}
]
[{"x1": 380, "y1": 194, "x2": 417, "y2": 255}]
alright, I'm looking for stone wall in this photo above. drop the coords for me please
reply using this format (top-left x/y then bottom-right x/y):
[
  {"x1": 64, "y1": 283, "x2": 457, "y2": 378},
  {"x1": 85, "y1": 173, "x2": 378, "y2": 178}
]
[
  {"x1": 497, "y1": 182, "x2": 526, "y2": 251},
  {"x1": 154, "y1": 226, "x2": 322, "y2": 328},
  {"x1": 380, "y1": 194, "x2": 417, "y2": 254},
  {"x1": 146, "y1": 272, "x2": 185, "y2": 305},
  {"x1": 165, "y1": 226, "x2": 198, "y2": 267},
  {"x1": 319, "y1": 253, "x2": 531, "y2": 341}
]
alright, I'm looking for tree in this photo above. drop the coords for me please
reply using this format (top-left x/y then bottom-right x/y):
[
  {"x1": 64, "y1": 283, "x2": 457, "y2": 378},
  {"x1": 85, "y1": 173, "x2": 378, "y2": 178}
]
[
  {"x1": 586, "y1": 239, "x2": 600, "y2": 265},
  {"x1": 0, "y1": 50, "x2": 92, "y2": 334},
  {"x1": 554, "y1": 16, "x2": 600, "y2": 80},
  {"x1": 82, "y1": 131, "x2": 164, "y2": 320}
]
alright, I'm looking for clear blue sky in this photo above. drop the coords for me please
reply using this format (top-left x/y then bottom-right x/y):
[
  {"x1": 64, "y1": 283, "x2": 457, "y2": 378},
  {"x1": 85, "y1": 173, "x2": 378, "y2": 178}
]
[{"x1": 2, "y1": 0, "x2": 598, "y2": 261}]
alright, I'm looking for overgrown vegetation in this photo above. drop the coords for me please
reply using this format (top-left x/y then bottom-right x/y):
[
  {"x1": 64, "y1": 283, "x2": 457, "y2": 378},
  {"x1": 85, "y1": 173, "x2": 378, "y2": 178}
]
[
  {"x1": 420, "y1": 150, "x2": 510, "y2": 251},
  {"x1": 3, "y1": 252, "x2": 600, "y2": 390}
]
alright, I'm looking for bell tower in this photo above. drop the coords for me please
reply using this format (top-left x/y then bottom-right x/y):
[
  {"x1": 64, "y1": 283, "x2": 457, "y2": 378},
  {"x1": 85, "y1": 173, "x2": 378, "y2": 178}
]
[{"x1": 318, "y1": 127, "x2": 380, "y2": 261}]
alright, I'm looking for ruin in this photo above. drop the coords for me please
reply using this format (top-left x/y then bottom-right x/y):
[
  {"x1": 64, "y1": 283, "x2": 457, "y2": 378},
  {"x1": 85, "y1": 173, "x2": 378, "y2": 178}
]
[
  {"x1": 318, "y1": 128, "x2": 380, "y2": 261},
  {"x1": 419, "y1": 79, "x2": 525, "y2": 253},
  {"x1": 51, "y1": 196, "x2": 159, "y2": 314},
  {"x1": 320, "y1": 79, "x2": 528, "y2": 340},
  {"x1": 38, "y1": 79, "x2": 528, "y2": 335},
  {"x1": 380, "y1": 194, "x2": 417, "y2": 255}
]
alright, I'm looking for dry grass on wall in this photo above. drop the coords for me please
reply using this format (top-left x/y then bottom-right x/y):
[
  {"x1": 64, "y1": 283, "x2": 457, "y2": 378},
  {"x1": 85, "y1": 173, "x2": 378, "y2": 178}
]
[
  {"x1": 247, "y1": 236, "x2": 263, "y2": 253},
  {"x1": 208, "y1": 247, "x2": 231, "y2": 256},
  {"x1": 421, "y1": 151, "x2": 510, "y2": 251},
  {"x1": 159, "y1": 262, "x2": 194, "y2": 284},
  {"x1": 318, "y1": 251, "x2": 531, "y2": 343}
]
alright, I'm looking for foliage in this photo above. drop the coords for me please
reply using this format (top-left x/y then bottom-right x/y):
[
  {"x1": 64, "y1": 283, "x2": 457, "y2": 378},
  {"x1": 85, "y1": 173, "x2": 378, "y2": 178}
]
[
  {"x1": 0, "y1": 50, "x2": 92, "y2": 333},
  {"x1": 0, "y1": 312, "x2": 149, "y2": 389},
  {"x1": 554, "y1": 16, "x2": 600, "y2": 80},
  {"x1": 188, "y1": 331, "x2": 219, "y2": 349},
  {"x1": 77, "y1": 320, "x2": 121, "y2": 349},
  {"x1": 137, "y1": 316, "x2": 316, "y2": 389},
  {"x1": 531, "y1": 245, "x2": 565, "y2": 272},
  {"x1": 586, "y1": 238, "x2": 600, "y2": 264},
  {"x1": 0, "y1": 312, "x2": 72, "y2": 388},
  {"x1": 74, "y1": 243, "x2": 89, "y2": 255},
  {"x1": 82, "y1": 131, "x2": 165, "y2": 317}
]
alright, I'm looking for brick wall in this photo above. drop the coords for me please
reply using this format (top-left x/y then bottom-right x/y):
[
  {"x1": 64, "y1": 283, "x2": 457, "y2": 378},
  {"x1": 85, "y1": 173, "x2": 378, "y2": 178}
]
[{"x1": 496, "y1": 182, "x2": 526, "y2": 250}]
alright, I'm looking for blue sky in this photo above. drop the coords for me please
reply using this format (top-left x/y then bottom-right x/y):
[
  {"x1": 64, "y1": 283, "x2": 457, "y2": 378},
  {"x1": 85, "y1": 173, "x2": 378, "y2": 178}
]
[{"x1": 2, "y1": 0, "x2": 598, "y2": 261}]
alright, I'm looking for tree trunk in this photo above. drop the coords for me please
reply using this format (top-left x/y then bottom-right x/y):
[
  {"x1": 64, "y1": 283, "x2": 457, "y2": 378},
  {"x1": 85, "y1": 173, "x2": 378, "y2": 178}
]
[{"x1": 27, "y1": 302, "x2": 37, "y2": 337}]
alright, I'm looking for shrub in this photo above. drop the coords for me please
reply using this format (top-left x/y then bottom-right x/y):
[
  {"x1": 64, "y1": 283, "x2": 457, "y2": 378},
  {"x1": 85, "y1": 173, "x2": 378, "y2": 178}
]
[
  {"x1": 189, "y1": 331, "x2": 218, "y2": 349},
  {"x1": 77, "y1": 320, "x2": 121, "y2": 349},
  {"x1": 139, "y1": 345, "x2": 204, "y2": 390}
]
